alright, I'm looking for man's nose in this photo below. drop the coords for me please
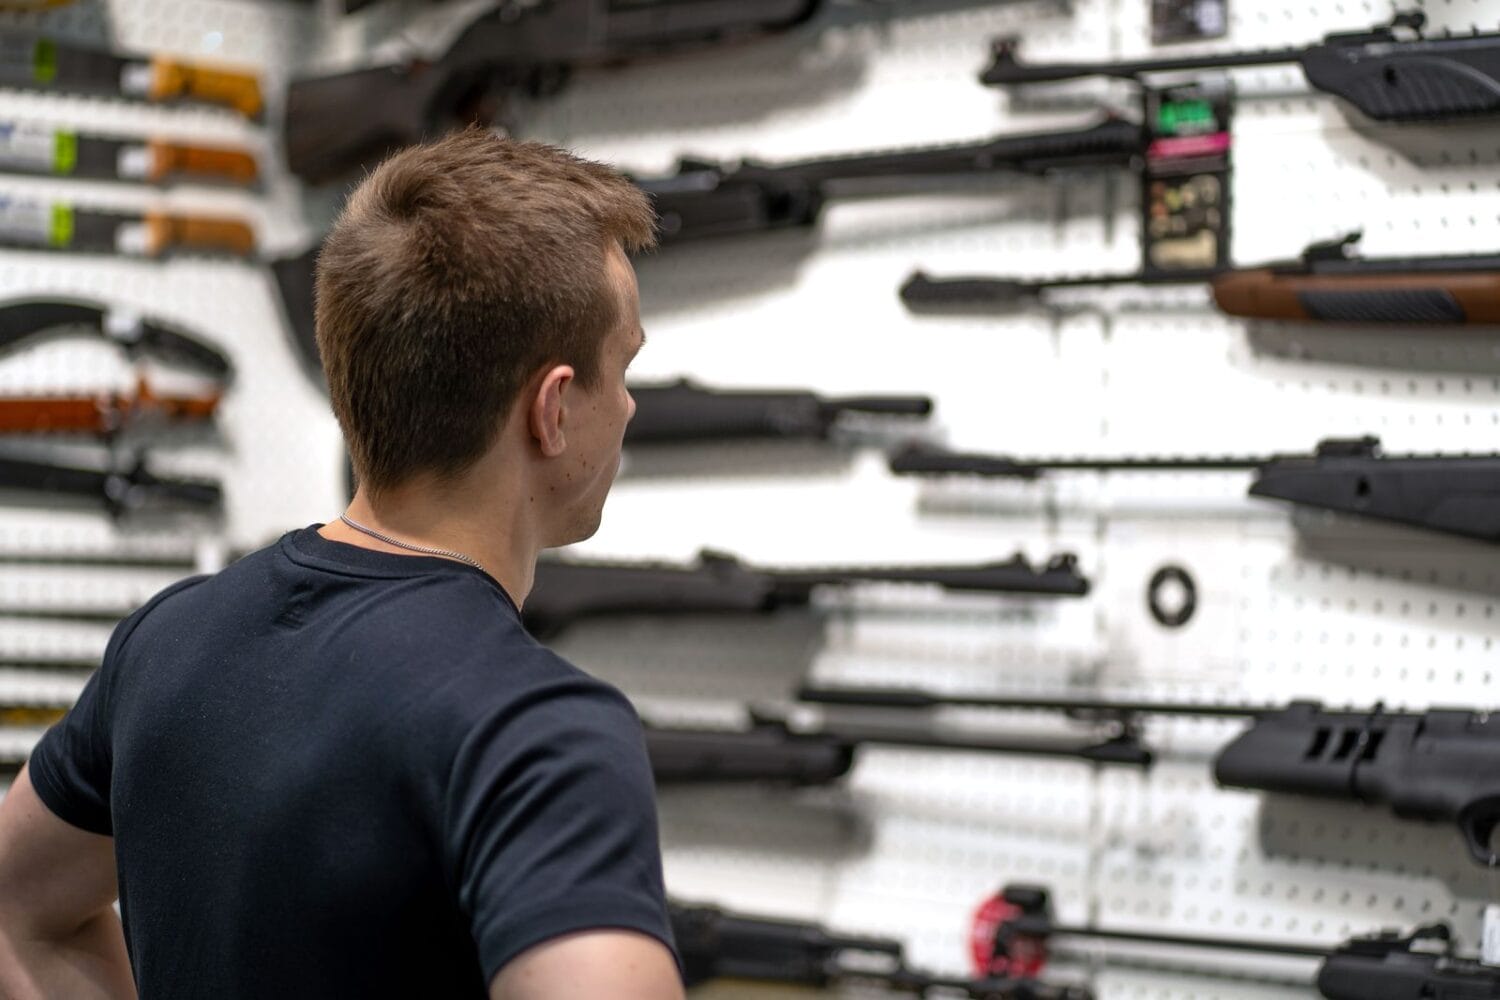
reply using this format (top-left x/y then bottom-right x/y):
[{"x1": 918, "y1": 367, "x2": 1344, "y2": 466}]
[{"x1": 625, "y1": 389, "x2": 637, "y2": 422}]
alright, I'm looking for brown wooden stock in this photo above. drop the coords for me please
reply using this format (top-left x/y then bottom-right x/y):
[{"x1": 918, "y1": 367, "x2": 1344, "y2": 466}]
[
  {"x1": 0, "y1": 706, "x2": 67, "y2": 727},
  {"x1": 147, "y1": 141, "x2": 259, "y2": 185},
  {"x1": 0, "y1": 378, "x2": 222, "y2": 434},
  {"x1": 144, "y1": 212, "x2": 256, "y2": 257},
  {"x1": 1212, "y1": 268, "x2": 1500, "y2": 323},
  {"x1": 148, "y1": 58, "x2": 264, "y2": 118}
]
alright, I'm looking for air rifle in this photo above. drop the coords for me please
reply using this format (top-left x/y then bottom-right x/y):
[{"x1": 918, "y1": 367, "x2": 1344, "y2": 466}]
[
  {"x1": 982, "y1": 11, "x2": 1500, "y2": 124},
  {"x1": 671, "y1": 899, "x2": 1092, "y2": 998},
  {"x1": 0, "y1": 377, "x2": 221, "y2": 436},
  {"x1": 889, "y1": 434, "x2": 1500, "y2": 545},
  {"x1": 625, "y1": 378, "x2": 932, "y2": 444},
  {"x1": 0, "y1": 121, "x2": 259, "y2": 187},
  {"x1": 285, "y1": 0, "x2": 827, "y2": 183},
  {"x1": 523, "y1": 549, "x2": 1089, "y2": 637},
  {"x1": 0, "y1": 33, "x2": 262, "y2": 117},
  {"x1": 799, "y1": 684, "x2": 1500, "y2": 866},
  {"x1": 640, "y1": 117, "x2": 1145, "y2": 243},
  {"x1": 901, "y1": 232, "x2": 1500, "y2": 324},
  {"x1": 0, "y1": 449, "x2": 222, "y2": 518},
  {"x1": 0, "y1": 548, "x2": 1089, "y2": 637},
  {"x1": 0, "y1": 299, "x2": 233, "y2": 380},
  {"x1": 0, "y1": 195, "x2": 256, "y2": 258},
  {"x1": 646, "y1": 710, "x2": 1151, "y2": 786},
  {"x1": 977, "y1": 883, "x2": 1499, "y2": 1000}
]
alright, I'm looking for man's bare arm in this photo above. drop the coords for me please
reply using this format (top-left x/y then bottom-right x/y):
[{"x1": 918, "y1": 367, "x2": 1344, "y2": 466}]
[
  {"x1": 490, "y1": 929, "x2": 685, "y2": 1000},
  {"x1": 0, "y1": 765, "x2": 136, "y2": 1000}
]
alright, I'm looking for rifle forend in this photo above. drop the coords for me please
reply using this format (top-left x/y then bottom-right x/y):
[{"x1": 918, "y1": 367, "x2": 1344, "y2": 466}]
[{"x1": 624, "y1": 378, "x2": 931, "y2": 444}]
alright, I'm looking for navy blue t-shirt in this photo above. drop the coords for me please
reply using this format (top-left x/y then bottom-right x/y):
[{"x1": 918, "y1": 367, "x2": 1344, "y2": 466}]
[{"x1": 27, "y1": 526, "x2": 675, "y2": 999}]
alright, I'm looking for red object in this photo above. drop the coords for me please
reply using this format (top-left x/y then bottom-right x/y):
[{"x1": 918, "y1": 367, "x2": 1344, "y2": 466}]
[{"x1": 969, "y1": 891, "x2": 1049, "y2": 978}]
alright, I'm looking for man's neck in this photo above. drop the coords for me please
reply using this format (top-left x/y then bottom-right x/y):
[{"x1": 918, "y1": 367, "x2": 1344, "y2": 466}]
[{"x1": 319, "y1": 481, "x2": 538, "y2": 608}]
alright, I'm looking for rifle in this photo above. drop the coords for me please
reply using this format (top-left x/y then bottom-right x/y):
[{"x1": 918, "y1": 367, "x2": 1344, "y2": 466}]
[
  {"x1": 978, "y1": 883, "x2": 1498, "y2": 1000},
  {"x1": 0, "y1": 121, "x2": 259, "y2": 186},
  {"x1": 285, "y1": 0, "x2": 827, "y2": 183},
  {"x1": 0, "y1": 34, "x2": 262, "y2": 118},
  {"x1": 671, "y1": 899, "x2": 1092, "y2": 998},
  {"x1": 889, "y1": 434, "x2": 1500, "y2": 545},
  {"x1": 799, "y1": 684, "x2": 1500, "y2": 866},
  {"x1": 0, "y1": 548, "x2": 1089, "y2": 636},
  {"x1": 640, "y1": 117, "x2": 1145, "y2": 243},
  {"x1": 625, "y1": 378, "x2": 932, "y2": 444},
  {"x1": 0, "y1": 299, "x2": 233, "y2": 380},
  {"x1": 901, "y1": 232, "x2": 1500, "y2": 324},
  {"x1": 982, "y1": 10, "x2": 1500, "y2": 124},
  {"x1": 646, "y1": 711, "x2": 1151, "y2": 785},
  {"x1": 0, "y1": 377, "x2": 221, "y2": 436},
  {"x1": 523, "y1": 549, "x2": 1089, "y2": 637},
  {"x1": 0, "y1": 449, "x2": 222, "y2": 518},
  {"x1": 0, "y1": 196, "x2": 256, "y2": 258}
]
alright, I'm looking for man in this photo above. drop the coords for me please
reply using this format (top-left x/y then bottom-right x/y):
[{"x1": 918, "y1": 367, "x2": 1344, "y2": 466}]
[{"x1": 0, "y1": 129, "x2": 685, "y2": 1000}]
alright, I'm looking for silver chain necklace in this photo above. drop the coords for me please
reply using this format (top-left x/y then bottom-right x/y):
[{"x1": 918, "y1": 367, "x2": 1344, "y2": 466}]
[{"x1": 338, "y1": 513, "x2": 488, "y2": 574}]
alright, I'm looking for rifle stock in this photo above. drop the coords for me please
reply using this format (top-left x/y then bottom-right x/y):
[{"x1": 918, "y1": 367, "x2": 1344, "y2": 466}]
[
  {"x1": 1214, "y1": 702, "x2": 1500, "y2": 865},
  {"x1": 1212, "y1": 266, "x2": 1500, "y2": 323}
]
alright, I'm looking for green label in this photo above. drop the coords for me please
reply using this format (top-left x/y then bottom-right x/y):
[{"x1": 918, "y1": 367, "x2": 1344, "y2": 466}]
[
  {"x1": 33, "y1": 39, "x2": 57, "y2": 84},
  {"x1": 52, "y1": 130, "x2": 76, "y2": 175},
  {"x1": 1156, "y1": 98, "x2": 1215, "y2": 135},
  {"x1": 49, "y1": 202, "x2": 72, "y2": 248}
]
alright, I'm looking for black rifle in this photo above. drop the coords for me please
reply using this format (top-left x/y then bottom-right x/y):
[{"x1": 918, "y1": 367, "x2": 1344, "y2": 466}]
[
  {"x1": 0, "y1": 299, "x2": 233, "y2": 381},
  {"x1": 983, "y1": 11, "x2": 1500, "y2": 124},
  {"x1": 625, "y1": 378, "x2": 932, "y2": 444},
  {"x1": 641, "y1": 117, "x2": 1145, "y2": 243},
  {"x1": 286, "y1": 0, "x2": 837, "y2": 183},
  {"x1": 800, "y1": 684, "x2": 1500, "y2": 866},
  {"x1": 986, "y1": 883, "x2": 1497, "y2": 1000},
  {"x1": 671, "y1": 899, "x2": 1093, "y2": 998},
  {"x1": 524, "y1": 549, "x2": 1089, "y2": 637},
  {"x1": 0, "y1": 548, "x2": 1089, "y2": 638},
  {"x1": 0, "y1": 450, "x2": 222, "y2": 518},
  {"x1": 890, "y1": 435, "x2": 1500, "y2": 545},
  {"x1": 647, "y1": 711, "x2": 1151, "y2": 785},
  {"x1": 900, "y1": 232, "x2": 1500, "y2": 325}
]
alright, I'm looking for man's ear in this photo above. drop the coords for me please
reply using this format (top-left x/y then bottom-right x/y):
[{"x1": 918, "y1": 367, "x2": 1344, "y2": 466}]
[{"x1": 529, "y1": 364, "x2": 575, "y2": 458}]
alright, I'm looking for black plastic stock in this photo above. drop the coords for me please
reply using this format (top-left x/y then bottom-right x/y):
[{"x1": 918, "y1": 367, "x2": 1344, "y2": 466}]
[{"x1": 1214, "y1": 702, "x2": 1500, "y2": 866}]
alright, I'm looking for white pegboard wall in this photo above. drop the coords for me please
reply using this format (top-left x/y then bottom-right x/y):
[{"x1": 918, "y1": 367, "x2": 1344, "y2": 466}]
[{"x1": 1, "y1": 1, "x2": 1499, "y2": 997}]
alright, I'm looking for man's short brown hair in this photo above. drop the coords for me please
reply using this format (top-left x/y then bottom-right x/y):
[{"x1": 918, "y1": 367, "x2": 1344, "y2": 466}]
[{"x1": 315, "y1": 128, "x2": 656, "y2": 495}]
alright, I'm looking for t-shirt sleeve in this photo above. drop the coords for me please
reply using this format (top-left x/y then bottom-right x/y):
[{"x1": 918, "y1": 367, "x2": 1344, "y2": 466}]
[
  {"x1": 27, "y1": 635, "x2": 122, "y2": 836},
  {"x1": 444, "y1": 673, "x2": 677, "y2": 983},
  {"x1": 26, "y1": 576, "x2": 203, "y2": 836}
]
